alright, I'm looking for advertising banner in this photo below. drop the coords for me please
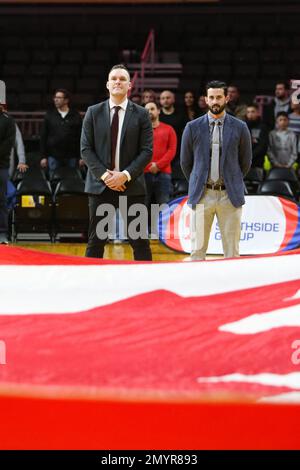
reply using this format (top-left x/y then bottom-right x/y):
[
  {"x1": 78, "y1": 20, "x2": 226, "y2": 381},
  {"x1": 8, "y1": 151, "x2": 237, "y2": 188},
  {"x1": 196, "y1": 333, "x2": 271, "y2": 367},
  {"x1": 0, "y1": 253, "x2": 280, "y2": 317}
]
[{"x1": 159, "y1": 195, "x2": 300, "y2": 255}]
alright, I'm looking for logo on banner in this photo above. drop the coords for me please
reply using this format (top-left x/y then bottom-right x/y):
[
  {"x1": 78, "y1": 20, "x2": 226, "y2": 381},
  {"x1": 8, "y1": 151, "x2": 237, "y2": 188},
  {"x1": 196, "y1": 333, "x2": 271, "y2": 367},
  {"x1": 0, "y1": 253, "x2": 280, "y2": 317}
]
[{"x1": 159, "y1": 195, "x2": 300, "y2": 255}]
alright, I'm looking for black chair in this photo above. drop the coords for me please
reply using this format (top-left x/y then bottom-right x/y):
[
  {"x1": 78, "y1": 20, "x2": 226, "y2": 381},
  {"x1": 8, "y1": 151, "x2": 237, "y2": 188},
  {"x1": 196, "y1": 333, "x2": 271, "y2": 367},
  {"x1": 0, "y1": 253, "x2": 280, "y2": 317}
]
[
  {"x1": 266, "y1": 168, "x2": 300, "y2": 198},
  {"x1": 53, "y1": 178, "x2": 88, "y2": 241},
  {"x1": 12, "y1": 171, "x2": 54, "y2": 242},
  {"x1": 257, "y1": 180, "x2": 296, "y2": 200},
  {"x1": 244, "y1": 167, "x2": 264, "y2": 194},
  {"x1": 50, "y1": 166, "x2": 83, "y2": 187}
]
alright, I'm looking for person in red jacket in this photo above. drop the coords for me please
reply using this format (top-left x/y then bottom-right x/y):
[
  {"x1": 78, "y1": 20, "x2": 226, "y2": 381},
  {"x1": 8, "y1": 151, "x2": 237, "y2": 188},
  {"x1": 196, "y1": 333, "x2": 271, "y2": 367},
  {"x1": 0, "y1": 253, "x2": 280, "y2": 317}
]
[
  {"x1": 144, "y1": 101, "x2": 177, "y2": 206},
  {"x1": 144, "y1": 101, "x2": 177, "y2": 237}
]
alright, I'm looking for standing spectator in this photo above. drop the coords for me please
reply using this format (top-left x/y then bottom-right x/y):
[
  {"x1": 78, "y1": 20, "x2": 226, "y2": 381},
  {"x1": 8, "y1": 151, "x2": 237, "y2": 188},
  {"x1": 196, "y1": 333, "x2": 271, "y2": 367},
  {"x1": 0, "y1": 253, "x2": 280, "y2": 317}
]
[
  {"x1": 144, "y1": 101, "x2": 177, "y2": 231},
  {"x1": 0, "y1": 101, "x2": 15, "y2": 244},
  {"x1": 245, "y1": 104, "x2": 269, "y2": 169},
  {"x1": 9, "y1": 123, "x2": 28, "y2": 178},
  {"x1": 159, "y1": 90, "x2": 186, "y2": 181},
  {"x1": 40, "y1": 89, "x2": 83, "y2": 177},
  {"x1": 141, "y1": 89, "x2": 156, "y2": 106},
  {"x1": 130, "y1": 93, "x2": 142, "y2": 105},
  {"x1": 263, "y1": 81, "x2": 292, "y2": 130},
  {"x1": 268, "y1": 112, "x2": 297, "y2": 168},
  {"x1": 288, "y1": 101, "x2": 300, "y2": 157},
  {"x1": 226, "y1": 84, "x2": 247, "y2": 121},
  {"x1": 183, "y1": 91, "x2": 200, "y2": 122},
  {"x1": 198, "y1": 94, "x2": 209, "y2": 116}
]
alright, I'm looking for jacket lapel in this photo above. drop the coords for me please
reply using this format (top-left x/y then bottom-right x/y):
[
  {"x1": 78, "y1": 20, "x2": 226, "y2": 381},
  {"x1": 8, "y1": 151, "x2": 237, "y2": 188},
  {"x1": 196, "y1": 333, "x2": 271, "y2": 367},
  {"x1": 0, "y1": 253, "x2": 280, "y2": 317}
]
[
  {"x1": 200, "y1": 115, "x2": 210, "y2": 162},
  {"x1": 104, "y1": 100, "x2": 111, "y2": 160},
  {"x1": 120, "y1": 101, "x2": 134, "y2": 146},
  {"x1": 221, "y1": 114, "x2": 233, "y2": 169}
]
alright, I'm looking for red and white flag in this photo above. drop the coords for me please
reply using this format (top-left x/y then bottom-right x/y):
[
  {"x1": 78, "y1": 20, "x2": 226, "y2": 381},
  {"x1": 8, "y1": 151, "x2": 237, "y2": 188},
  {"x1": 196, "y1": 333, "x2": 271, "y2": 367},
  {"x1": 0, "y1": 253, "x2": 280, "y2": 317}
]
[{"x1": 0, "y1": 245, "x2": 300, "y2": 404}]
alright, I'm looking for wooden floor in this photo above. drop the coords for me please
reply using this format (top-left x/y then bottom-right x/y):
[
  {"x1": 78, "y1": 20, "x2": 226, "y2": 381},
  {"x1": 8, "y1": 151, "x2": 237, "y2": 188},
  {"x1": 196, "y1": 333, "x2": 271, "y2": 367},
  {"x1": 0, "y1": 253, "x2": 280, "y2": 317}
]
[{"x1": 17, "y1": 240, "x2": 192, "y2": 262}]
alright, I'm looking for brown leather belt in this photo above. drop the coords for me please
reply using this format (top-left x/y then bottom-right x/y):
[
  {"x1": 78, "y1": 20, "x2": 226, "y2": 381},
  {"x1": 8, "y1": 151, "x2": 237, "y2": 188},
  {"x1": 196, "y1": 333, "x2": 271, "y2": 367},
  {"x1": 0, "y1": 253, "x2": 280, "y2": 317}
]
[{"x1": 206, "y1": 183, "x2": 226, "y2": 191}]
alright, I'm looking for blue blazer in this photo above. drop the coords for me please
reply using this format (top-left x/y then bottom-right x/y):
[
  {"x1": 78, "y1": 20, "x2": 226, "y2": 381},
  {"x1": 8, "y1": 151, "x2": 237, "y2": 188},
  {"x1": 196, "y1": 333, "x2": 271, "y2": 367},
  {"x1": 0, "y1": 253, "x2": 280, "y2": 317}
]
[{"x1": 180, "y1": 113, "x2": 252, "y2": 207}]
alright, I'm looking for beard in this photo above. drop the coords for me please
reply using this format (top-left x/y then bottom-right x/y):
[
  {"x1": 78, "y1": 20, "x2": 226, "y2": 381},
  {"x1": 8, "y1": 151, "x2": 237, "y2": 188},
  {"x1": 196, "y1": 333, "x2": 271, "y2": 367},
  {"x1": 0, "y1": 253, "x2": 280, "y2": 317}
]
[{"x1": 208, "y1": 103, "x2": 226, "y2": 115}]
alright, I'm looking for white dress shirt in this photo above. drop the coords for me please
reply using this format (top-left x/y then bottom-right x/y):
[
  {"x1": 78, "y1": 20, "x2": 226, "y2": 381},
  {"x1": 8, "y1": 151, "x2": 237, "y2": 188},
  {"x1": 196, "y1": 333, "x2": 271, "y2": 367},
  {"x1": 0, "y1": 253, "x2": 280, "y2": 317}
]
[{"x1": 101, "y1": 98, "x2": 131, "y2": 182}]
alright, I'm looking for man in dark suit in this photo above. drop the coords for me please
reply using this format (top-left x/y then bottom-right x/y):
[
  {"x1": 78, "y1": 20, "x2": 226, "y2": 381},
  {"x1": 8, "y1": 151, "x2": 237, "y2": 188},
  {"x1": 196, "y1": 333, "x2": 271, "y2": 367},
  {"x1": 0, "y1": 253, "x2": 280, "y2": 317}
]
[
  {"x1": 81, "y1": 64, "x2": 153, "y2": 260},
  {"x1": 180, "y1": 80, "x2": 252, "y2": 260}
]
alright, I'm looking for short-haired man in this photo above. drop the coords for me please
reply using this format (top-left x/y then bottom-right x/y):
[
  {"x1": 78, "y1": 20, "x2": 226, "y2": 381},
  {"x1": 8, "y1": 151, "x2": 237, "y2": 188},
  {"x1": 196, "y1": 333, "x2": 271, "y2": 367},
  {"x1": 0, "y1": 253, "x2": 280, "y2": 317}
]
[
  {"x1": 226, "y1": 84, "x2": 247, "y2": 121},
  {"x1": 40, "y1": 88, "x2": 83, "y2": 176},
  {"x1": 144, "y1": 101, "x2": 177, "y2": 230},
  {"x1": 141, "y1": 89, "x2": 156, "y2": 106},
  {"x1": 159, "y1": 89, "x2": 186, "y2": 182},
  {"x1": 263, "y1": 81, "x2": 292, "y2": 130},
  {"x1": 81, "y1": 64, "x2": 153, "y2": 260},
  {"x1": 180, "y1": 80, "x2": 252, "y2": 260},
  {"x1": 245, "y1": 103, "x2": 269, "y2": 169}
]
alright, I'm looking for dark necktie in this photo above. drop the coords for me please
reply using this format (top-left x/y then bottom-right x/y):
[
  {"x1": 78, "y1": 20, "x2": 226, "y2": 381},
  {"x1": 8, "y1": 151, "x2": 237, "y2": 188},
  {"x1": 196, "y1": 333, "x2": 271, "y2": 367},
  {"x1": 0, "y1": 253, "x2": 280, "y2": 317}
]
[{"x1": 111, "y1": 106, "x2": 121, "y2": 170}]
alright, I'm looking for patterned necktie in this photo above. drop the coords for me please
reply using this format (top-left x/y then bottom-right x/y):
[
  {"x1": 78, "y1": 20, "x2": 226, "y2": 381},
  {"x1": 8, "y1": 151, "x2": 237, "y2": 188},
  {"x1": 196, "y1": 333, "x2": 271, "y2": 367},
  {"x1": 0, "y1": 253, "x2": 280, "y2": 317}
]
[
  {"x1": 111, "y1": 106, "x2": 121, "y2": 170},
  {"x1": 211, "y1": 120, "x2": 220, "y2": 182}
]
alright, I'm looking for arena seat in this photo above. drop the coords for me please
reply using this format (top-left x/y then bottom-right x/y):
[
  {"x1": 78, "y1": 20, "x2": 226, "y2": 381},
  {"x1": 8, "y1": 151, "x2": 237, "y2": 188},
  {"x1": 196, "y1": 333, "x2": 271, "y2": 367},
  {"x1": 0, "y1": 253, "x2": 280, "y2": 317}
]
[
  {"x1": 53, "y1": 178, "x2": 88, "y2": 241},
  {"x1": 257, "y1": 180, "x2": 296, "y2": 201},
  {"x1": 12, "y1": 170, "x2": 54, "y2": 242}
]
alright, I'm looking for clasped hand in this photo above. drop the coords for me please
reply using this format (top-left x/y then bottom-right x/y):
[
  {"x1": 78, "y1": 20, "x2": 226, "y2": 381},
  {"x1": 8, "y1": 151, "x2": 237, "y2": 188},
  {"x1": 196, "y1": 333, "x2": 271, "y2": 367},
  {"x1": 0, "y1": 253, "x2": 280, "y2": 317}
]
[{"x1": 104, "y1": 170, "x2": 127, "y2": 191}]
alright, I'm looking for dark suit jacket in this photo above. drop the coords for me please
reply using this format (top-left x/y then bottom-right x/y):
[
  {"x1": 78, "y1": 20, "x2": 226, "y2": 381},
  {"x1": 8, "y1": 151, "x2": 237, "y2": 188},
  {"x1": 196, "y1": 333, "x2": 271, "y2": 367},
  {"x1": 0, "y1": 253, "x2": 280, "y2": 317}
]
[
  {"x1": 180, "y1": 113, "x2": 252, "y2": 208},
  {"x1": 81, "y1": 99, "x2": 153, "y2": 196}
]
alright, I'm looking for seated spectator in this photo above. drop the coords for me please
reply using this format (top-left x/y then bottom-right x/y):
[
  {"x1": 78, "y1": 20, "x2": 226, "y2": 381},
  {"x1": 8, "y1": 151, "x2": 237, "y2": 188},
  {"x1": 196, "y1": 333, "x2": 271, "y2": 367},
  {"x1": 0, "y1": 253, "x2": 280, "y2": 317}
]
[
  {"x1": 197, "y1": 94, "x2": 208, "y2": 116},
  {"x1": 226, "y1": 84, "x2": 247, "y2": 121},
  {"x1": 40, "y1": 88, "x2": 83, "y2": 177},
  {"x1": 9, "y1": 123, "x2": 28, "y2": 178},
  {"x1": 183, "y1": 91, "x2": 200, "y2": 121},
  {"x1": 267, "y1": 112, "x2": 297, "y2": 168},
  {"x1": 141, "y1": 89, "x2": 156, "y2": 106},
  {"x1": 245, "y1": 104, "x2": 269, "y2": 169},
  {"x1": 263, "y1": 81, "x2": 292, "y2": 131}
]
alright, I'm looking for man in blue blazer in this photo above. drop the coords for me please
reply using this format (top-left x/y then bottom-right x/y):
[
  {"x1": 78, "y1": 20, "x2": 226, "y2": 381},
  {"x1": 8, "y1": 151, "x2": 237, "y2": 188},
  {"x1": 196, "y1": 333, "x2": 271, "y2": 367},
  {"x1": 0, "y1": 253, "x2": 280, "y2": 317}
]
[
  {"x1": 180, "y1": 80, "x2": 252, "y2": 260},
  {"x1": 81, "y1": 64, "x2": 153, "y2": 260}
]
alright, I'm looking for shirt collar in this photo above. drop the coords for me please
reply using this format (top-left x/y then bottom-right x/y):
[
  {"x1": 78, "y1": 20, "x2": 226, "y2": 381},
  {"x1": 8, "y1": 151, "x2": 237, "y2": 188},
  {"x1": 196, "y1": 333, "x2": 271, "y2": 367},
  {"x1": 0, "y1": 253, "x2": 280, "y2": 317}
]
[
  {"x1": 207, "y1": 111, "x2": 227, "y2": 125},
  {"x1": 109, "y1": 98, "x2": 128, "y2": 112}
]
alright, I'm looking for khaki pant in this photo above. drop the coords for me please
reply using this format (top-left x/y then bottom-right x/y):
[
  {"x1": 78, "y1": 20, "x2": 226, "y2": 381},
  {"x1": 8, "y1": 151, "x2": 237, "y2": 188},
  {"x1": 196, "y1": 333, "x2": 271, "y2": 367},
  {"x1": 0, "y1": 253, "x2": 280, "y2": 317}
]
[{"x1": 190, "y1": 188, "x2": 242, "y2": 260}]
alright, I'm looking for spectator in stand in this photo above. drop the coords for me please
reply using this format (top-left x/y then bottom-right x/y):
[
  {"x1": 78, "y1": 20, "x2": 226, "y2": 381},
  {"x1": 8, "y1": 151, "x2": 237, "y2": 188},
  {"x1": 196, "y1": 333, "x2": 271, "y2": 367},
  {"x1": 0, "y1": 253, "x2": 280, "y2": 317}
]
[
  {"x1": 9, "y1": 123, "x2": 28, "y2": 178},
  {"x1": 263, "y1": 81, "x2": 292, "y2": 131},
  {"x1": 226, "y1": 85, "x2": 247, "y2": 121},
  {"x1": 141, "y1": 89, "x2": 156, "y2": 106},
  {"x1": 0, "y1": 101, "x2": 15, "y2": 244},
  {"x1": 144, "y1": 101, "x2": 177, "y2": 210},
  {"x1": 183, "y1": 91, "x2": 200, "y2": 122},
  {"x1": 40, "y1": 89, "x2": 83, "y2": 177},
  {"x1": 267, "y1": 112, "x2": 297, "y2": 169},
  {"x1": 198, "y1": 94, "x2": 208, "y2": 116},
  {"x1": 130, "y1": 93, "x2": 142, "y2": 105},
  {"x1": 245, "y1": 104, "x2": 269, "y2": 170},
  {"x1": 159, "y1": 90, "x2": 186, "y2": 182},
  {"x1": 288, "y1": 101, "x2": 300, "y2": 157}
]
